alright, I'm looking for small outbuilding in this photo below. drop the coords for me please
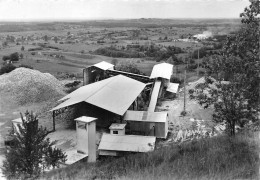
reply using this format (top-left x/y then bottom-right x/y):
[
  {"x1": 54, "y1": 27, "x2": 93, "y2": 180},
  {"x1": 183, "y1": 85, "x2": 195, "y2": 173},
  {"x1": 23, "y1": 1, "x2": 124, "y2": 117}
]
[
  {"x1": 109, "y1": 123, "x2": 126, "y2": 135},
  {"x1": 124, "y1": 110, "x2": 169, "y2": 139},
  {"x1": 166, "y1": 83, "x2": 179, "y2": 94}
]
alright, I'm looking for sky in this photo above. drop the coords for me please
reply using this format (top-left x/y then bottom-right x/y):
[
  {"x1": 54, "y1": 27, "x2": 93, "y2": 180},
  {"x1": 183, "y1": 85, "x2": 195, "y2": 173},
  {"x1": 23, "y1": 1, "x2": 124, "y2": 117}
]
[{"x1": 0, "y1": 0, "x2": 251, "y2": 21}]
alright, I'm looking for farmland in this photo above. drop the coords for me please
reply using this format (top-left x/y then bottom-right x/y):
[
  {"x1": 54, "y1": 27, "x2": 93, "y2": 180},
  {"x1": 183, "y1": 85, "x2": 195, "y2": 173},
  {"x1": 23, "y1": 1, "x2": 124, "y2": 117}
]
[{"x1": 0, "y1": 19, "x2": 240, "y2": 77}]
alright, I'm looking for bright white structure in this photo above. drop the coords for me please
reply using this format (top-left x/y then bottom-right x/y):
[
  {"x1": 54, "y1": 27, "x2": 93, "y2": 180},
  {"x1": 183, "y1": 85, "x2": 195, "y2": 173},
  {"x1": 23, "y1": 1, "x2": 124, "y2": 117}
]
[
  {"x1": 92, "y1": 61, "x2": 114, "y2": 70},
  {"x1": 98, "y1": 134, "x2": 156, "y2": 156},
  {"x1": 12, "y1": 118, "x2": 23, "y2": 134},
  {"x1": 150, "y1": 63, "x2": 173, "y2": 80},
  {"x1": 74, "y1": 116, "x2": 97, "y2": 162},
  {"x1": 166, "y1": 83, "x2": 179, "y2": 93}
]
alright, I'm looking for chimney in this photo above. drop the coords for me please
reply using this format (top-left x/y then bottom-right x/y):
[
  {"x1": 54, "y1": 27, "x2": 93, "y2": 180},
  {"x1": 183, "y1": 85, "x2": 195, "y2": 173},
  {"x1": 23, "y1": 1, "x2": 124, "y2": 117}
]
[
  {"x1": 75, "y1": 116, "x2": 97, "y2": 163},
  {"x1": 83, "y1": 68, "x2": 88, "y2": 86}
]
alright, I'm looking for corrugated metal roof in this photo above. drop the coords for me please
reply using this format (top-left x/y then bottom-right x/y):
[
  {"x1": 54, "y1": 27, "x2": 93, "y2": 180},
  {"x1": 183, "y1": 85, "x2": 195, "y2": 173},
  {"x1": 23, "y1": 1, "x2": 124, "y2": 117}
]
[
  {"x1": 109, "y1": 123, "x2": 126, "y2": 130},
  {"x1": 93, "y1": 61, "x2": 114, "y2": 70},
  {"x1": 124, "y1": 110, "x2": 168, "y2": 123},
  {"x1": 98, "y1": 134, "x2": 156, "y2": 152},
  {"x1": 74, "y1": 116, "x2": 97, "y2": 123},
  {"x1": 166, "y1": 83, "x2": 179, "y2": 93},
  {"x1": 150, "y1": 63, "x2": 173, "y2": 80},
  {"x1": 51, "y1": 75, "x2": 146, "y2": 116}
]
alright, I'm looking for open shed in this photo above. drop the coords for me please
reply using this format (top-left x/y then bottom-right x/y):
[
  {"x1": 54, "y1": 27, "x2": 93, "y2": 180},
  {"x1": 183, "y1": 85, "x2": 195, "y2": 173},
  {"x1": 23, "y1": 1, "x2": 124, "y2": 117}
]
[
  {"x1": 50, "y1": 75, "x2": 146, "y2": 130},
  {"x1": 124, "y1": 110, "x2": 169, "y2": 139}
]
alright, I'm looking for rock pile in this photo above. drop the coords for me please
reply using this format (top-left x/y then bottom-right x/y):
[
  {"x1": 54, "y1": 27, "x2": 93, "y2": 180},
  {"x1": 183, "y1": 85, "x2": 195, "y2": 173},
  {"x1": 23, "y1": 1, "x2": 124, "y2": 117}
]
[{"x1": 0, "y1": 68, "x2": 65, "y2": 106}]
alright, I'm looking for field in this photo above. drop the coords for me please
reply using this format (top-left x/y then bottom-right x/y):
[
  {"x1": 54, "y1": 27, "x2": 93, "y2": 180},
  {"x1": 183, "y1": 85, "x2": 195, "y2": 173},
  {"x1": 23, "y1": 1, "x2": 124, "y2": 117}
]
[{"x1": 0, "y1": 19, "x2": 240, "y2": 76}]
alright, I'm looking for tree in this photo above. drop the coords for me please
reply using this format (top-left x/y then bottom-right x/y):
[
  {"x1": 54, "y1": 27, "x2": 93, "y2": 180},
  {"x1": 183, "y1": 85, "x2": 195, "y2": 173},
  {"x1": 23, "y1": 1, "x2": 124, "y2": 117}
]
[
  {"x1": 0, "y1": 64, "x2": 16, "y2": 75},
  {"x1": 21, "y1": 46, "x2": 25, "y2": 51},
  {"x1": 2, "y1": 111, "x2": 67, "y2": 179},
  {"x1": 54, "y1": 36, "x2": 58, "y2": 43},
  {"x1": 10, "y1": 52, "x2": 19, "y2": 61},
  {"x1": 43, "y1": 35, "x2": 48, "y2": 42},
  {"x1": 189, "y1": 1, "x2": 259, "y2": 136},
  {"x1": 2, "y1": 41, "x2": 8, "y2": 47},
  {"x1": 111, "y1": 58, "x2": 118, "y2": 66},
  {"x1": 20, "y1": 53, "x2": 24, "y2": 59},
  {"x1": 2, "y1": 55, "x2": 10, "y2": 61},
  {"x1": 115, "y1": 60, "x2": 143, "y2": 75}
]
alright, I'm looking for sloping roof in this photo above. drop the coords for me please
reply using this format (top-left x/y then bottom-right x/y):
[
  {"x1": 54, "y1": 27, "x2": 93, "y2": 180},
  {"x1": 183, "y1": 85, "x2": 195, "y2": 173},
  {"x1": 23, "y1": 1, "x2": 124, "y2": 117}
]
[
  {"x1": 51, "y1": 75, "x2": 146, "y2": 116},
  {"x1": 150, "y1": 62, "x2": 173, "y2": 80},
  {"x1": 109, "y1": 123, "x2": 126, "y2": 130},
  {"x1": 74, "y1": 116, "x2": 97, "y2": 123},
  {"x1": 98, "y1": 134, "x2": 156, "y2": 152},
  {"x1": 93, "y1": 61, "x2": 114, "y2": 70},
  {"x1": 166, "y1": 83, "x2": 179, "y2": 93},
  {"x1": 124, "y1": 110, "x2": 168, "y2": 123}
]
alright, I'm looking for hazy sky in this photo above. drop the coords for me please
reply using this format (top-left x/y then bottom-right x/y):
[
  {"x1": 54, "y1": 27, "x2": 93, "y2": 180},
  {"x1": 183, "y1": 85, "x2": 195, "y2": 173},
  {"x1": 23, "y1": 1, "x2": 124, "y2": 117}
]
[{"x1": 0, "y1": 0, "x2": 250, "y2": 21}]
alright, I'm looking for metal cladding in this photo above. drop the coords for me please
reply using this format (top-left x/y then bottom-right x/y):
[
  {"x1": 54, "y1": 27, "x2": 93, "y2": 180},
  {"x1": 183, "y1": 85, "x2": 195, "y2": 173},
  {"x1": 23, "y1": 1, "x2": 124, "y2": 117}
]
[
  {"x1": 150, "y1": 62, "x2": 173, "y2": 80},
  {"x1": 51, "y1": 75, "x2": 146, "y2": 116}
]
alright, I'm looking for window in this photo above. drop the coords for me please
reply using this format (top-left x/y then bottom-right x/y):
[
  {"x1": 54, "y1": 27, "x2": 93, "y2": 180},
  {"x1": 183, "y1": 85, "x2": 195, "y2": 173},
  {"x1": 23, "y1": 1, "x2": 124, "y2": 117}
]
[
  {"x1": 77, "y1": 122, "x2": 86, "y2": 129},
  {"x1": 113, "y1": 130, "x2": 118, "y2": 134}
]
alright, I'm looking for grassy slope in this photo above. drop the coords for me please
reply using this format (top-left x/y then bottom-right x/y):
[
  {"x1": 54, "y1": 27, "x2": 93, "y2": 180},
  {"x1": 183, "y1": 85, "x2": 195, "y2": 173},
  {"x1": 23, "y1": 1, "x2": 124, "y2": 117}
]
[{"x1": 43, "y1": 130, "x2": 259, "y2": 180}]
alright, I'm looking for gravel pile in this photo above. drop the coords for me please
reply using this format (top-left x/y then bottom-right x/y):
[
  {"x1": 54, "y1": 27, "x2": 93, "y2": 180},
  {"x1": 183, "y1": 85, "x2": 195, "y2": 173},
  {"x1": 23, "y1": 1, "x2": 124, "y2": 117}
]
[{"x1": 0, "y1": 68, "x2": 65, "y2": 105}]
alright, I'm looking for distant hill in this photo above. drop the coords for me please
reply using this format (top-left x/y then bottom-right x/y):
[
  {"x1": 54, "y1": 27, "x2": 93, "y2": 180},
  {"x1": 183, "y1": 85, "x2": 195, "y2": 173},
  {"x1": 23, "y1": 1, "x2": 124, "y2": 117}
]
[{"x1": 0, "y1": 18, "x2": 241, "y2": 32}]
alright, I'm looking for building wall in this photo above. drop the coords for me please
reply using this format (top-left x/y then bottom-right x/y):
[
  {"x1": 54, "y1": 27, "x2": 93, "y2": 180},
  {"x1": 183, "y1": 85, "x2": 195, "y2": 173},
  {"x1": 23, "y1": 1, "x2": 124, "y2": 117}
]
[
  {"x1": 129, "y1": 120, "x2": 168, "y2": 138},
  {"x1": 110, "y1": 129, "x2": 125, "y2": 135},
  {"x1": 76, "y1": 121, "x2": 88, "y2": 154},
  {"x1": 88, "y1": 121, "x2": 96, "y2": 162},
  {"x1": 99, "y1": 150, "x2": 117, "y2": 156}
]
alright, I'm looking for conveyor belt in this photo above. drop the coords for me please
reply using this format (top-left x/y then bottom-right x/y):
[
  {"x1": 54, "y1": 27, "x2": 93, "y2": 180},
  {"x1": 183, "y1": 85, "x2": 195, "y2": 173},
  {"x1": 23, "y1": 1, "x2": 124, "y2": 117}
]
[{"x1": 147, "y1": 80, "x2": 161, "y2": 112}]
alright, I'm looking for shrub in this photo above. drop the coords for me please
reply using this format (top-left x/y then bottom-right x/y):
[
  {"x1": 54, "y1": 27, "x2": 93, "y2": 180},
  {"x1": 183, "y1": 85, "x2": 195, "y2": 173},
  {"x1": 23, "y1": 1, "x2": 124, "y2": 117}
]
[
  {"x1": 64, "y1": 81, "x2": 81, "y2": 88},
  {"x1": 19, "y1": 64, "x2": 33, "y2": 69},
  {"x1": 65, "y1": 86, "x2": 79, "y2": 94},
  {"x1": 111, "y1": 58, "x2": 118, "y2": 65},
  {"x1": 180, "y1": 110, "x2": 187, "y2": 116},
  {"x1": 0, "y1": 64, "x2": 16, "y2": 75},
  {"x1": 199, "y1": 70, "x2": 205, "y2": 75},
  {"x1": 2, "y1": 55, "x2": 10, "y2": 61},
  {"x1": 2, "y1": 111, "x2": 67, "y2": 179},
  {"x1": 170, "y1": 77, "x2": 183, "y2": 84},
  {"x1": 10, "y1": 52, "x2": 19, "y2": 61},
  {"x1": 116, "y1": 60, "x2": 143, "y2": 75}
]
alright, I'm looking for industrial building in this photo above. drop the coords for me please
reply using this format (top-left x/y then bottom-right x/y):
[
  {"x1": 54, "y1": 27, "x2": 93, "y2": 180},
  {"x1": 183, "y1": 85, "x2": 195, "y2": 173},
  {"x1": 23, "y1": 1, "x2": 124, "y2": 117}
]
[{"x1": 50, "y1": 61, "x2": 178, "y2": 163}]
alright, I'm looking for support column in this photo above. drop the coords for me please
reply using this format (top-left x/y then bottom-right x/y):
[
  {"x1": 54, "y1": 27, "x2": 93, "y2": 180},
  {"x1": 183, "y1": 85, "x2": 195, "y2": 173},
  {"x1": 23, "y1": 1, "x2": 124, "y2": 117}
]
[{"x1": 52, "y1": 111, "x2": 56, "y2": 132}]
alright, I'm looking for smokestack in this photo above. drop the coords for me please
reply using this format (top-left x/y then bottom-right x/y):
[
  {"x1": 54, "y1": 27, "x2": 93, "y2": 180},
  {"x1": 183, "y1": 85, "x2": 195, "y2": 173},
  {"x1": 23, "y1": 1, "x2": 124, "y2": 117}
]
[
  {"x1": 83, "y1": 68, "x2": 88, "y2": 86},
  {"x1": 75, "y1": 116, "x2": 97, "y2": 163}
]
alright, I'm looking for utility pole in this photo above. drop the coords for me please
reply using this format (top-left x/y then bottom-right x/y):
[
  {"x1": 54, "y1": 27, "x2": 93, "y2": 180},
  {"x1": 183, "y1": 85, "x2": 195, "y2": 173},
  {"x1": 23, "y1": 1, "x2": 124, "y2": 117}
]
[
  {"x1": 183, "y1": 55, "x2": 187, "y2": 114},
  {"x1": 184, "y1": 69, "x2": 186, "y2": 113},
  {"x1": 197, "y1": 48, "x2": 200, "y2": 77}
]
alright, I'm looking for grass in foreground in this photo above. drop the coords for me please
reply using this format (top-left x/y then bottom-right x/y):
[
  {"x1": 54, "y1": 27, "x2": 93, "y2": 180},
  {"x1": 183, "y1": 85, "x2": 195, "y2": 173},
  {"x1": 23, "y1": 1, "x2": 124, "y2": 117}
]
[{"x1": 43, "y1": 130, "x2": 259, "y2": 180}]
